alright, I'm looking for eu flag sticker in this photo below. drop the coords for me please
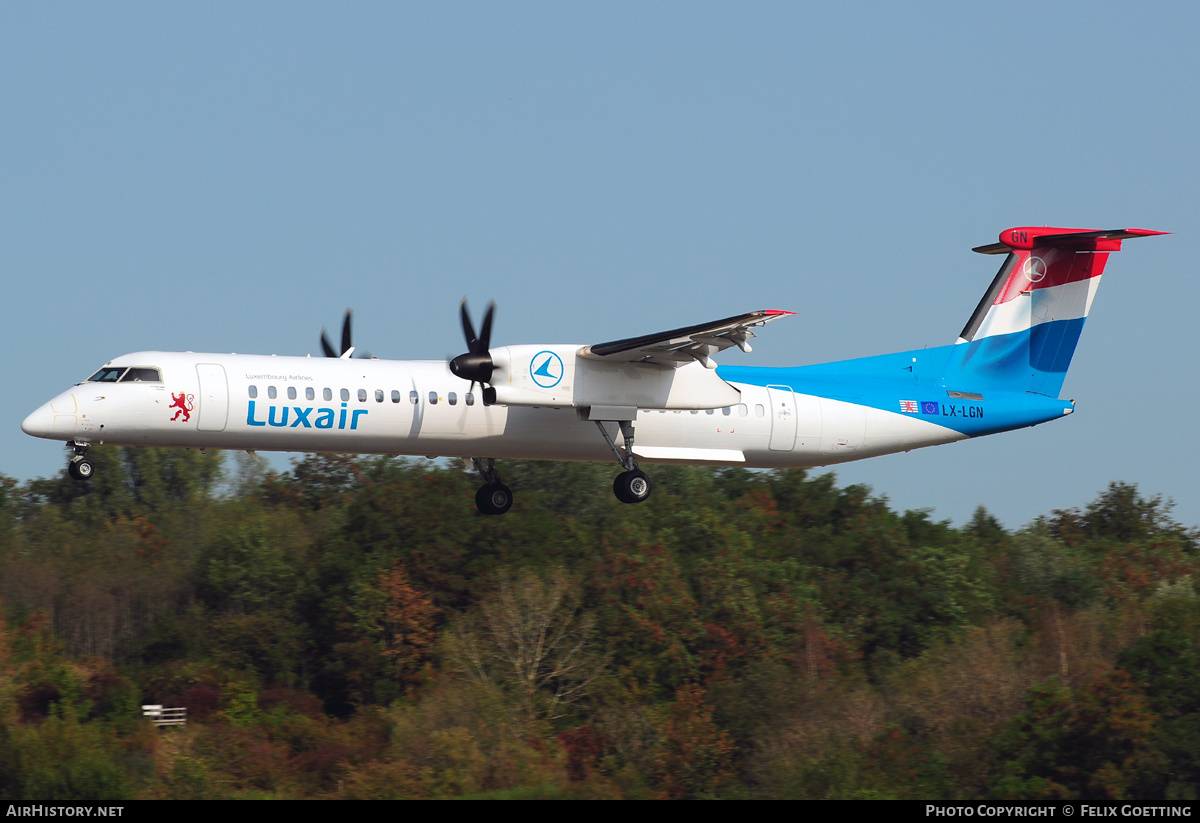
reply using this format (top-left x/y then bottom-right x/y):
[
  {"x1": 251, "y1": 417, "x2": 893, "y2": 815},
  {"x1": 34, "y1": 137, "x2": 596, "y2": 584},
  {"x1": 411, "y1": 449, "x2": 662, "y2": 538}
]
[{"x1": 921, "y1": 401, "x2": 940, "y2": 415}]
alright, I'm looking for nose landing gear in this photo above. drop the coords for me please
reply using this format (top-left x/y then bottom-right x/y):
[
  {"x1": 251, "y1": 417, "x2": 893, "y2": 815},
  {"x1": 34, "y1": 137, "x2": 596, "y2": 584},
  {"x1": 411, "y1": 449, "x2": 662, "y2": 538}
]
[
  {"x1": 67, "y1": 442, "x2": 93, "y2": 481},
  {"x1": 475, "y1": 482, "x2": 513, "y2": 516}
]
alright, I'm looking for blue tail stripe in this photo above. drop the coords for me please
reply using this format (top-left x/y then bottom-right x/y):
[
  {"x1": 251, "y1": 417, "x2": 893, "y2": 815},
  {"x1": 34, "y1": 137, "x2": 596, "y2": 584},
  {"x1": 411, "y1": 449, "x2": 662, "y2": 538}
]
[
  {"x1": 1028, "y1": 318, "x2": 1085, "y2": 396},
  {"x1": 944, "y1": 318, "x2": 1086, "y2": 395}
]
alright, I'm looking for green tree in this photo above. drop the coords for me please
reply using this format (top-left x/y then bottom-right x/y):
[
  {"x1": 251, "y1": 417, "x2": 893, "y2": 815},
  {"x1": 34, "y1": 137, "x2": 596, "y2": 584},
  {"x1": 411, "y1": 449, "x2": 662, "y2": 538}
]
[
  {"x1": 1117, "y1": 582, "x2": 1200, "y2": 799},
  {"x1": 991, "y1": 671, "x2": 1166, "y2": 799},
  {"x1": 6, "y1": 709, "x2": 135, "y2": 801}
]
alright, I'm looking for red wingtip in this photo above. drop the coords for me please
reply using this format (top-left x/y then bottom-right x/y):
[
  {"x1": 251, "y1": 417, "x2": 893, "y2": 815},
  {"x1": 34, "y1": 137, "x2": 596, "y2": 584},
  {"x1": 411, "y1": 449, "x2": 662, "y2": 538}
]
[
  {"x1": 762, "y1": 309, "x2": 796, "y2": 316},
  {"x1": 1122, "y1": 228, "x2": 1170, "y2": 237}
]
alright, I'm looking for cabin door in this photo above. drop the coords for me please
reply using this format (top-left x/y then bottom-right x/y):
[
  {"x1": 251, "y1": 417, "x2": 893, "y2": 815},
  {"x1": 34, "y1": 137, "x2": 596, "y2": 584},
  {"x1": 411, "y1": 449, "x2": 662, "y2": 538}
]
[
  {"x1": 196, "y1": 364, "x2": 229, "y2": 432},
  {"x1": 767, "y1": 385, "x2": 797, "y2": 451}
]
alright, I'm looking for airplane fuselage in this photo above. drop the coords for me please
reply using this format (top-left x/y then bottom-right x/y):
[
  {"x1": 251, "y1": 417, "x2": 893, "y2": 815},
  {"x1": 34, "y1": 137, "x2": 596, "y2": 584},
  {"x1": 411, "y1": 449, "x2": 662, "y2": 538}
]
[{"x1": 23, "y1": 348, "x2": 1073, "y2": 470}]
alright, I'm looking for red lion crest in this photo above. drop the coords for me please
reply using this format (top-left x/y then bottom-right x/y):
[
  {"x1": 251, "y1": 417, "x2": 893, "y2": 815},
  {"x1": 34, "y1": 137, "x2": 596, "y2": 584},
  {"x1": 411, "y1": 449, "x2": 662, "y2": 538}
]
[{"x1": 169, "y1": 392, "x2": 194, "y2": 422}]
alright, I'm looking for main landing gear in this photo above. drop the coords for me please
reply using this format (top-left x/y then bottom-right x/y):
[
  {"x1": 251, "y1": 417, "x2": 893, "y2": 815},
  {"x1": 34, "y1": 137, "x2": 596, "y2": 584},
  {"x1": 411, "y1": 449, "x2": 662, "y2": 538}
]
[
  {"x1": 596, "y1": 420, "x2": 653, "y2": 505},
  {"x1": 613, "y1": 468, "x2": 652, "y2": 504},
  {"x1": 467, "y1": 418, "x2": 652, "y2": 514},
  {"x1": 470, "y1": 458, "x2": 512, "y2": 516},
  {"x1": 67, "y1": 442, "x2": 94, "y2": 481}
]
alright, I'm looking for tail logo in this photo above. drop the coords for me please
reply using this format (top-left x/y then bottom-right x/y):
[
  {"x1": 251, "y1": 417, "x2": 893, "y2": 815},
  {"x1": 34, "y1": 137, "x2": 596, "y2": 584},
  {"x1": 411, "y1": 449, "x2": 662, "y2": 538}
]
[{"x1": 1023, "y1": 256, "x2": 1048, "y2": 283}]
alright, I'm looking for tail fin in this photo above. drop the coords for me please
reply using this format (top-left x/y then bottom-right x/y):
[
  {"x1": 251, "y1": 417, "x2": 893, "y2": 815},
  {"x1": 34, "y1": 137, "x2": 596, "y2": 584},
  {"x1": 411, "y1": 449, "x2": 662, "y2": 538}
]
[{"x1": 945, "y1": 226, "x2": 1166, "y2": 396}]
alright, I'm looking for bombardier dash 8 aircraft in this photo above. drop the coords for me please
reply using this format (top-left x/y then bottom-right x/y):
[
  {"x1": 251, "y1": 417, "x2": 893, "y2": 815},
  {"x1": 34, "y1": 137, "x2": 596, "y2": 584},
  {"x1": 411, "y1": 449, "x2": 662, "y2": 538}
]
[{"x1": 23, "y1": 226, "x2": 1164, "y2": 515}]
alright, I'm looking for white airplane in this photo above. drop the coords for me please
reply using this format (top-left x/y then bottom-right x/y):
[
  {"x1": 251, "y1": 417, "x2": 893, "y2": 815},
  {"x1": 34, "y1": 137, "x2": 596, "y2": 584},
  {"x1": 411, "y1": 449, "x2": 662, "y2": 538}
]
[{"x1": 23, "y1": 226, "x2": 1164, "y2": 515}]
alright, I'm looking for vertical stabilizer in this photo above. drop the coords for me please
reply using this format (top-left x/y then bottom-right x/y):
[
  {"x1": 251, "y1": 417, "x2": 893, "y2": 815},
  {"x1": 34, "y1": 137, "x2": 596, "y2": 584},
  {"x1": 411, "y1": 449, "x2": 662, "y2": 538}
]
[{"x1": 945, "y1": 227, "x2": 1165, "y2": 396}]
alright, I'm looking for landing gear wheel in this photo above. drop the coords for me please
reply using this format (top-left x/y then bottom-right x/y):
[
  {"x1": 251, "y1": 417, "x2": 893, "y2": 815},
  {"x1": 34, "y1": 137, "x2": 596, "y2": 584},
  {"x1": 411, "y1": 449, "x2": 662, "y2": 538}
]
[
  {"x1": 613, "y1": 470, "x2": 652, "y2": 504},
  {"x1": 475, "y1": 483, "x2": 513, "y2": 516},
  {"x1": 68, "y1": 456, "x2": 94, "y2": 481}
]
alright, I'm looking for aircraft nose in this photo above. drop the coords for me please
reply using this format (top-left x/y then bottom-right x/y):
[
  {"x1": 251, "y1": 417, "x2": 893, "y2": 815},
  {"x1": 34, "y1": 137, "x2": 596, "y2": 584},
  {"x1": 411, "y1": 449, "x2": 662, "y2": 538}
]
[
  {"x1": 21, "y1": 403, "x2": 56, "y2": 439},
  {"x1": 22, "y1": 393, "x2": 79, "y2": 440}
]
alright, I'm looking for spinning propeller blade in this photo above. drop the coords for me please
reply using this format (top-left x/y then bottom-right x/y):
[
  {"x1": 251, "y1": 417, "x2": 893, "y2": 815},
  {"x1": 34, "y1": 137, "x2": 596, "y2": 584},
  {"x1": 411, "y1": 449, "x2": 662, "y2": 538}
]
[
  {"x1": 449, "y1": 299, "x2": 497, "y2": 402},
  {"x1": 319, "y1": 310, "x2": 372, "y2": 359}
]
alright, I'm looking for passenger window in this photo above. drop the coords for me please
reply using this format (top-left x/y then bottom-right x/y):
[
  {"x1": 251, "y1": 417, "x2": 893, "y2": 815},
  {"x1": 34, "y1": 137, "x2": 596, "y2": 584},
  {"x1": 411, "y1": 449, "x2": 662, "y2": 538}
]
[
  {"x1": 323, "y1": 388, "x2": 333, "y2": 402},
  {"x1": 409, "y1": 391, "x2": 419, "y2": 405},
  {"x1": 248, "y1": 385, "x2": 258, "y2": 399},
  {"x1": 706, "y1": 408, "x2": 715, "y2": 415},
  {"x1": 340, "y1": 389, "x2": 350, "y2": 402},
  {"x1": 358, "y1": 389, "x2": 367, "y2": 402},
  {"x1": 287, "y1": 386, "x2": 297, "y2": 400},
  {"x1": 690, "y1": 410, "x2": 698, "y2": 415},
  {"x1": 465, "y1": 393, "x2": 475, "y2": 406},
  {"x1": 306, "y1": 387, "x2": 315, "y2": 401},
  {"x1": 376, "y1": 390, "x2": 384, "y2": 403},
  {"x1": 722, "y1": 406, "x2": 731, "y2": 416},
  {"x1": 755, "y1": 404, "x2": 765, "y2": 417},
  {"x1": 268, "y1": 386, "x2": 277, "y2": 400},
  {"x1": 391, "y1": 390, "x2": 401, "y2": 403},
  {"x1": 448, "y1": 392, "x2": 457, "y2": 406},
  {"x1": 428, "y1": 391, "x2": 438, "y2": 405},
  {"x1": 738, "y1": 404, "x2": 748, "y2": 417}
]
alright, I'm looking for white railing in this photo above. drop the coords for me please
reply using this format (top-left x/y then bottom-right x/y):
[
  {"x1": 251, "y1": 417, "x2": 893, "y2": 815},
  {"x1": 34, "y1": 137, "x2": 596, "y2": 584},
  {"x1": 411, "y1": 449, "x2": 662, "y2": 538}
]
[{"x1": 141, "y1": 704, "x2": 187, "y2": 727}]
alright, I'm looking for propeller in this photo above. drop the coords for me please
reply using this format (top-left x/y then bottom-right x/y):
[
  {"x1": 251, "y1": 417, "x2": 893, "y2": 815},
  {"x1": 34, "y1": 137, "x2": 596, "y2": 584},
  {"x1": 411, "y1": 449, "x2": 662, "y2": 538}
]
[
  {"x1": 320, "y1": 310, "x2": 372, "y2": 359},
  {"x1": 449, "y1": 298, "x2": 497, "y2": 404}
]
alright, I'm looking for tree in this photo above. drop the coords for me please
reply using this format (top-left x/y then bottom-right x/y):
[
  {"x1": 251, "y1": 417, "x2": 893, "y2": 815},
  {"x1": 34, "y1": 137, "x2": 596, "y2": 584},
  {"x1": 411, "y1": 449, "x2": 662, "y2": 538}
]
[
  {"x1": 1117, "y1": 584, "x2": 1200, "y2": 799},
  {"x1": 652, "y1": 684, "x2": 736, "y2": 799},
  {"x1": 1049, "y1": 482, "x2": 1197, "y2": 550},
  {"x1": 587, "y1": 544, "x2": 705, "y2": 693},
  {"x1": 343, "y1": 563, "x2": 438, "y2": 694},
  {"x1": 991, "y1": 671, "x2": 1166, "y2": 799},
  {"x1": 446, "y1": 568, "x2": 604, "y2": 721}
]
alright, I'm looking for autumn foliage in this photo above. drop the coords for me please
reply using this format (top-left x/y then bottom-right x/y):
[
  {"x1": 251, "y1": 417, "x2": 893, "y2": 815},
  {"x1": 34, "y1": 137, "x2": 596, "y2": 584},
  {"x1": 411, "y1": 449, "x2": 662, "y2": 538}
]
[{"x1": 2, "y1": 453, "x2": 1199, "y2": 799}]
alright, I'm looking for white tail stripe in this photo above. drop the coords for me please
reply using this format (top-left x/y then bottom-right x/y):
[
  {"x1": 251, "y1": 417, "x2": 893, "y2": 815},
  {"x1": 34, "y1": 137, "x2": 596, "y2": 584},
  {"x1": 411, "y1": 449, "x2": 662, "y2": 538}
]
[{"x1": 958, "y1": 275, "x2": 1102, "y2": 343}]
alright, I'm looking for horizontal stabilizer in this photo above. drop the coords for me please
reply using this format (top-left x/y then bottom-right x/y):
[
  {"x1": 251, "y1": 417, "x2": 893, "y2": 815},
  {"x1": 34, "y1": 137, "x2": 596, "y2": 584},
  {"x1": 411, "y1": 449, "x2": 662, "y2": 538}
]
[{"x1": 973, "y1": 227, "x2": 1168, "y2": 255}]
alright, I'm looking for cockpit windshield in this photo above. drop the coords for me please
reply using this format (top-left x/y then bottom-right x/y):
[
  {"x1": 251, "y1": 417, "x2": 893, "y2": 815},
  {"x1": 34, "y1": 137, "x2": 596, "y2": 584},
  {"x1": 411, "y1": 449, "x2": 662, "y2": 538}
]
[
  {"x1": 86, "y1": 366, "x2": 162, "y2": 383},
  {"x1": 119, "y1": 367, "x2": 162, "y2": 382},
  {"x1": 88, "y1": 367, "x2": 126, "y2": 383}
]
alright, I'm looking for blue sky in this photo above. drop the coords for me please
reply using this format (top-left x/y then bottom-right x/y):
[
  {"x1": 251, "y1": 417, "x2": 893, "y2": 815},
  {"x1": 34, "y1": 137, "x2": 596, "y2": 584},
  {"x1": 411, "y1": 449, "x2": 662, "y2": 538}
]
[{"x1": 3, "y1": 2, "x2": 1196, "y2": 529}]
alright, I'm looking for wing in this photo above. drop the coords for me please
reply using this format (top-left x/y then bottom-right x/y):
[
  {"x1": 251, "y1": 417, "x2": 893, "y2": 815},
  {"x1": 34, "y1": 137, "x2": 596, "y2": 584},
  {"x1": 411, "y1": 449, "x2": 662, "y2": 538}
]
[{"x1": 577, "y1": 310, "x2": 794, "y2": 368}]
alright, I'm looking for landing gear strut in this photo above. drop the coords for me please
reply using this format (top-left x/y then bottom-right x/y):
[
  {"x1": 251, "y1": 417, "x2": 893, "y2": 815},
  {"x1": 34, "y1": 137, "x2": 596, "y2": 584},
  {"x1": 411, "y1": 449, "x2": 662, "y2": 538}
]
[
  {"x1": 67, "y1": 442, "x2": 94, "y2": 481},
  {"x1": 470, "y1": 457, "x2": 512, "y2": 516},
  {"x1": 595, "y1": 420, "x2": 653, "y2": 504}
]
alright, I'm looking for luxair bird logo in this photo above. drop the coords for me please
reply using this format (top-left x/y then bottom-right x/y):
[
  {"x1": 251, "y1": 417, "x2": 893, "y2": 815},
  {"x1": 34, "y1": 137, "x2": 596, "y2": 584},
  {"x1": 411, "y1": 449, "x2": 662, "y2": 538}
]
[
  {"x1": 170, "y1": 392, "x2": 194, "y2": 422},
  {"x1": 530, "y1": 351, "x2": 564, "y2": 388},
  {"x1": 1023, "y1": 256, "x2": 1048, "y2": 283}
]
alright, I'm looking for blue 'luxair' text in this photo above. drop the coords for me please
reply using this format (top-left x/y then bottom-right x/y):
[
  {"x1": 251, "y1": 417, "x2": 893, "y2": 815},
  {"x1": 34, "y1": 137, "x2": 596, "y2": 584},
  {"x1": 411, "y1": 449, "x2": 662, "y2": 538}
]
[{"x1": 246, "y1": 401, "x2": 368, "y2": 430}]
